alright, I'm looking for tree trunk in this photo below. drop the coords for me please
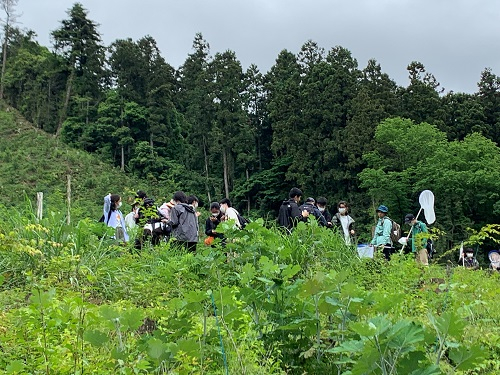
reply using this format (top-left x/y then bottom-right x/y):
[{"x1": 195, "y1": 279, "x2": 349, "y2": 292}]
[
  {"x1": 203, "y1": 136, "x2": 211, "y2": 203},
  {"x1": 223, "y1": 148, "x2": 229, "y2": 199},
  {"x1": 246, "y1": 168, "x2": 251, "y2": 215},
  {"x1": 121, "y1": 145, "x2": 125, "y2": 171},
  {"x1": 56, "y1": 69, "x2": 74, "y2": 137},
  {"x1": 0, "y1": 20, "x2": 9, "y2": 100}
]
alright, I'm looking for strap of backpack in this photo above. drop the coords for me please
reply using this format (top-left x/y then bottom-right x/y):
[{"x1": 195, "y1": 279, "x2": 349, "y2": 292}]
[{"x1": 106, "y1": 209, "x2": 112, "y2": 225}]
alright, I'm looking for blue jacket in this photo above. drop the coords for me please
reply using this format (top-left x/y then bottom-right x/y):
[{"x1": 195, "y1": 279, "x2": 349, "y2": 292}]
[
  {"x1": 103, "y1": 194, "x2": 129, "y2": 242},
  {"x1": 371, "y1": 216, "x2": 392, "y2": 247}
]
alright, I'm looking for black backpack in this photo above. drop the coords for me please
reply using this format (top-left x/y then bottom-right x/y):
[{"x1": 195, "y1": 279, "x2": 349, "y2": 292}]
[
  {"x1": 426, "y1": 239, "x2": 435, "y2": 259},
  {"x1": 236, "y1": 212, "x2": 250, "y2": 229},
  {"x1": 278, "y1": 201, "x2": 292, "y2": 228}
]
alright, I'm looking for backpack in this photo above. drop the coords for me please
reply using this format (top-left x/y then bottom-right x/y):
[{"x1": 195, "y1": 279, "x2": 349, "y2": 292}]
[
  {"x1": 386, "y1": 217, "x2": 401, "y2": 244},
  {"x1": 236, "y1": 212, "x2": 250, "y2": 229},
  {"x1": 99, "y1": 210, "x2": 112, "y2": 224},
  {"x1": 278, "y1": 201, "x2": 293, "y2": 228},
  {"x1": 426, "y1": 238, "x2": 435, "y2": 259}
]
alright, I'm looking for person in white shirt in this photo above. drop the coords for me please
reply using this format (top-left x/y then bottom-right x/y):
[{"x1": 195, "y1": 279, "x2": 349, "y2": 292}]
[
  {"x1": 124, "y1": 202, "x2": 139, "y2": 230},
  {"x1": 332, "y1": 201, "x2": 355, "y2": 245},
  {"x1": 219, "y1": 198, "x2": 242, "y2": 229},
  {"x1": 103, "y1": 193, "x2": 129, "y2": 243}
]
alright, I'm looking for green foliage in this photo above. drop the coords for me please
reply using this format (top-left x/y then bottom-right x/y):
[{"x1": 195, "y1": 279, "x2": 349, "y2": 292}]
[
  {"x1": 2, "y1": 210, "x2": 499, "y2": 374},
  {"x1": 0, "y1": 108, "x2": 151, "y2": 219}
]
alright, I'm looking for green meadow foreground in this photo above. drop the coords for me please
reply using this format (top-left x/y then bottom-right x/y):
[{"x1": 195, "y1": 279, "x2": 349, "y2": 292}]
[{"x1": 1, "y1": 212, "x2": 499, "y2": 375}]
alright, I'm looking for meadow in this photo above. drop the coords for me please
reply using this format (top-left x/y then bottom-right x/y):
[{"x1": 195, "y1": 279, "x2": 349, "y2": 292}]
[{"x1": 0, "y1": 207, "x2": 499, "y2": 375}]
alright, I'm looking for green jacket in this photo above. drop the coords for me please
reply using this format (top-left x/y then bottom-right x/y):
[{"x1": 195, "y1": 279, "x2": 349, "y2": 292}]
[
  {"x1": 410, "y1": 221, "x2": 428, "y2": 253},
  {"x1": 371, "y1": 217, "x2": 393, "y2": 246}
]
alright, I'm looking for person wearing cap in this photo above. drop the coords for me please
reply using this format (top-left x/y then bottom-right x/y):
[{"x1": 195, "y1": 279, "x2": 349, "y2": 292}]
[
  {"x1": 277, "y1": 187, "x2": 310, "y2": 232},
  {"x1": 299, "y1": 197, "x2": 328, "y2": 227},
  {"x1": 459, "y1": 248, "x2": 479, "y2": 269},
  {"x1": 404, "y1": 213, "x2": 429, "y2": 265},
  {"x1": 370, "y1": 205, "x2": 393, "y2": 260},
  {"x1": 332, "y1": 201, "x2": 355, "y2": 245},
  {"x1": 316, "y1": 197, "x2": 333, "y2": 226}
]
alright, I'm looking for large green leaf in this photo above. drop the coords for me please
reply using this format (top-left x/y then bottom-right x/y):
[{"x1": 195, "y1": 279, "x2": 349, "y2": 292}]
[
  {"x1": 83, "y1": 330, "x2": 109, "y2": 347},
  {"x1": 449, "y1": 344, "x2": 485, "y2": 371}
]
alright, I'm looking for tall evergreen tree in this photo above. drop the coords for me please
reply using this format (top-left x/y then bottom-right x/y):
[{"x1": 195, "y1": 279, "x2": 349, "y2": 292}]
[
  {"x1": 177, "y1": 33, "x2": 216, "y2": 200},
  {"x1": 51, "y1": 2, "x2": 106, "y2": 137},
  {"x1": 0, "y1": 0, "x2": 20, "y2": 99},
  {"x1": 3, "y1": 28, "x2": 66, "y2": 132},
  {"x1": 399, "y1": 61, "x2": 443, "y2": 126},
  {"x1": 343, "y1": 59, "x2": 398, "y2": 176},
  {"x1": 439, "y1": 92, "x2": 487, "y2": 140},
  {"x1": 477, "y1": 68, "x2": 500, "y2": 145},
  {"x1": 209, "y1": 50, "x2": 250, "y2": 198}
]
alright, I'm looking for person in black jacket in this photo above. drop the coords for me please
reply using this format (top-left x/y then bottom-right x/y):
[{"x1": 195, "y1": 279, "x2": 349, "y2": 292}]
[
  {"x1": 316, "y1": 197, "x2": 332, "y2": 227},
  {"x1": 277, "y1": 187, "x2": 310, "y2": 233},
  {"x1": 205, "y1": 202, "x2": 225, "y2": 246},
  {"x1": 299, "y1": 197, "x2": 328, "y2": 227}
]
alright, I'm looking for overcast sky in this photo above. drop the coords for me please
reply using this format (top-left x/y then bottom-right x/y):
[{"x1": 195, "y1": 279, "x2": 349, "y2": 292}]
[{"x1": 15, "y1": 0, "x2": 500, "y2": 93}]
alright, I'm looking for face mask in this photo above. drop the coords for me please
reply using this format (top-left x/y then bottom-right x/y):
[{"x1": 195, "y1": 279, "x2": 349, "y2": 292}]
[
  {"x1": 466, "y1": 253, "x2": 473, "y2": 258},
  {"x1": 318, "y1": 207, "x2": 325, "y2": 212},
  {"x1": 212, "y1": 212, "x2": 219, "y2": 217},
  {"x1": 338, "y1": 208, "x2": 346, "y2": 214},
  {"x1": 117, "y1": 201, "x2": 122, "y2": 209},
  {"x1": 220, "y1": 206, "x2": 226, "y2": 214}
]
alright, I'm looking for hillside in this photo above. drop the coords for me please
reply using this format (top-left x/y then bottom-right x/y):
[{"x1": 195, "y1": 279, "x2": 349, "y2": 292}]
[{"x1": 0, "y1": 103, "x2": 147, "y2": 219}]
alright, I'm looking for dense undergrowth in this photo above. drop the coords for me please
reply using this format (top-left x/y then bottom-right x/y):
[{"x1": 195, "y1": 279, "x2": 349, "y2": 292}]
[{"x1": 0, "y1": 208, "x2": 499, "y2": 374}]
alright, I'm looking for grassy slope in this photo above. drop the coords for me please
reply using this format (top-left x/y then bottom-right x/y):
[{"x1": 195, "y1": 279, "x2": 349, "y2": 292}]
[{"x1": 0, "y1": 104, "x2": 145, "y2": 219}]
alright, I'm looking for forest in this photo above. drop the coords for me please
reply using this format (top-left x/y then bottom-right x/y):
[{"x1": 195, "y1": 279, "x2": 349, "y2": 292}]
[
  {"x1": 3, "y1": 2, "x2": 500, "y2": 374},
  {"x1": 2, "y1": 2, "x2": 500, "y2": 248}
]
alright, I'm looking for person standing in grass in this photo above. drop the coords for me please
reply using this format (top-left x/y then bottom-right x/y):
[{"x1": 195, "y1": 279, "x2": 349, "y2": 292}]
[
  {"x1": 316, "y1": 197, "x2": 333, "y2": 227},
  {"x1": 332, "y1": 201, "x2": 355, "y2": 245},
  {"x1": 404, "y1": 213, "x2": 429, "y2": 265},
  {"x1": 205, "y1": 202, "x2": 225, "y2": 246},
  {"x1": 103, "y1": 193, "x2": 129, "y2": 243},
  {"x1": 370, "y1": 205, "x2": 393, "y2": 260},
  {"x1": 299, "y1": 197, "x2": 328, "y2": 226},
  {"x1": 169, "y1": 191, "x2": 199, "y2": 253},
  {"x1": 277, "y1": 187, "x2": 310, "y2": 233}
]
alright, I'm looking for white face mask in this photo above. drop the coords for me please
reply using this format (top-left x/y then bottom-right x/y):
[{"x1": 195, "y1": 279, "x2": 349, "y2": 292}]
[
  {"x1": 212, "y1": 212, "x2": 219, "y2": 217},
  {"x1": 466, "y1": 253, "x2": 473, "y2": 258},
  {"x1": 117, "y1": 201, "x2": 122, "y2": 209},
  {"x1": 220, "y1": 206, "x2": 226, "y2": 214},
  {"x1": 338, "y1": 207, "x2": 346, "y2": 214},
  {"x1": 318, "y1": 207, "x2": 325, "y2": 212}
]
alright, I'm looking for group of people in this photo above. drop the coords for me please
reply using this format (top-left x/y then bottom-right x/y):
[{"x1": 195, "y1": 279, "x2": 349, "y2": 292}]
[
  {"x1": 277, "y1": 187, "x2": 355, "y2": 244},
  {"x1": 370, "y1": 204, "x2": 430, "y2": 264},
  {"x1": 103, "y1": 191, "x2": 247, "y2": 252},
  {"x1": 102, "y1": 187, "x2": 432, "y2": 264}
]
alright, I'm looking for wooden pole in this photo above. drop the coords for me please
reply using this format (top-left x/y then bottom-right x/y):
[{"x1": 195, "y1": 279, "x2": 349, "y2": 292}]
[
  {"x1": 36, "y1": 192, "x2": 43, "y2": 221},
  {"x1": 67, "y1": 175, "x2": 71, "y2": 225}
]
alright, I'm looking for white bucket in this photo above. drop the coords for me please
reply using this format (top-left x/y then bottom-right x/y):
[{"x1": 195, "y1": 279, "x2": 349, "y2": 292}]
[{"x1": 357, "y1": 244, "x2": 374, "y2": 258}]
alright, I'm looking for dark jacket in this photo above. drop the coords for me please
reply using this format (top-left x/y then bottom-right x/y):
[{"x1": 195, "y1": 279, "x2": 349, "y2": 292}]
[
  {"x1": 169, "y1": 203, "x2": 199, "y2": 242},
  {"x1": 319, "y1": 209, "x2": 332, "y2": 224},
  {"x1": 278, "y1": 199, "x2": 307, "y2": 230},
  {"x1": 205, "y1": 214, "x2": 224, "y2": 239},
  {"x1": 299, "y1": 203, "x2": 328, "y2": 226}
]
